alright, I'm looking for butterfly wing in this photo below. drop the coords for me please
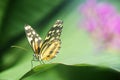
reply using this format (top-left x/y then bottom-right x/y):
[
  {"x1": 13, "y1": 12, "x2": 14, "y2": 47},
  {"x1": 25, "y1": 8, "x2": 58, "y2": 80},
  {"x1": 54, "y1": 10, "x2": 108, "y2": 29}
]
[
  {"x1": 24, "y1": 25, "x2": 42, "y2": 55},
  {"x1": 40, "y1": 20, "x2": 63, "y2": 60},
  {"x1": 41, "y1": 39, "x2": 61, "y2": 60}
]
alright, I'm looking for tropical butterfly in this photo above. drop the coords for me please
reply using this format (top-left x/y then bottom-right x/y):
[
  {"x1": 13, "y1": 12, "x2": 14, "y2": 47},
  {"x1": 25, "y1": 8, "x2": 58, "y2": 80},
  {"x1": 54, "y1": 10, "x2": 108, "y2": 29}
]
[{"x1": 24, "y1": 20, "x2": 63, "y2": 64}]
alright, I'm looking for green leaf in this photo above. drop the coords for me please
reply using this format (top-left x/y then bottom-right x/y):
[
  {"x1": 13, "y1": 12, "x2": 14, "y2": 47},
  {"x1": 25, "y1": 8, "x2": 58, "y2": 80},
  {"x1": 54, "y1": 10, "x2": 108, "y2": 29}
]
[{"x1": 20, "y1": 63, "x2": 120, "y2": 80}]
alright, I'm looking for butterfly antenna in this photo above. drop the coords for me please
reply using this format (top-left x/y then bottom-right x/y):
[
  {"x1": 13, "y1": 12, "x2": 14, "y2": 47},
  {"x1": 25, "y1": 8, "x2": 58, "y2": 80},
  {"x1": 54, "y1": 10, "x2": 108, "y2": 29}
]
[{"x1": 11, "y1": 45, "x2": 29, "y2": 52}]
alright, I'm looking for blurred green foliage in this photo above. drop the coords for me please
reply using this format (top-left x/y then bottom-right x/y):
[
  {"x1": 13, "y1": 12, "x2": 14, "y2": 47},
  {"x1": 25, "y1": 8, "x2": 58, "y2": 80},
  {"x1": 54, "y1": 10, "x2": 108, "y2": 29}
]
[{"x1": 0, "y1": 0, "x2": 120, "y2": 80}]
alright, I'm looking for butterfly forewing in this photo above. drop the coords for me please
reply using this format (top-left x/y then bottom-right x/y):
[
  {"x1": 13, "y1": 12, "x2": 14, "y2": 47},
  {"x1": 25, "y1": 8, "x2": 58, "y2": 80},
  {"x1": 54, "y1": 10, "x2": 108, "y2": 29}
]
[
  {"x1": 41, "y1": 20, "x2": 63, "y2": 51},
  {"x1": 24, "y1": 25, "x2": 42, "y2": 54},
  {"x1": 45, "y1": 20, "x2": 63, "y2": 42}
]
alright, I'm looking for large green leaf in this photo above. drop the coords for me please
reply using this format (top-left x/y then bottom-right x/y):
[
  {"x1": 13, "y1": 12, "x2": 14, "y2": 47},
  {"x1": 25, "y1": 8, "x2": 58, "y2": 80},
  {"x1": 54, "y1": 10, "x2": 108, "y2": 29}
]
[{"x1": 20, "y1": 63, "x2": 120, "y2": 80}]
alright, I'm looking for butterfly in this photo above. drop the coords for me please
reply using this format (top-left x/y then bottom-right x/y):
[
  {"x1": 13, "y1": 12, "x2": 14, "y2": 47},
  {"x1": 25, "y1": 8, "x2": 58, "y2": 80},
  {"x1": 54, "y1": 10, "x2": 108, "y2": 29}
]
[{"x1": 24, "y1": 20, "x2": 63, "y2": 64}]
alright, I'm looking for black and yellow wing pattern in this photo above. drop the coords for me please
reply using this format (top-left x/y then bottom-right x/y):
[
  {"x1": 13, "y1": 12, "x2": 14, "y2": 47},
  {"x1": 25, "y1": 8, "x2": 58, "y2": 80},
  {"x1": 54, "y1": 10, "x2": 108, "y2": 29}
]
[{"x1": 24, "y1": 20, "x2": 63, "y2": 61}]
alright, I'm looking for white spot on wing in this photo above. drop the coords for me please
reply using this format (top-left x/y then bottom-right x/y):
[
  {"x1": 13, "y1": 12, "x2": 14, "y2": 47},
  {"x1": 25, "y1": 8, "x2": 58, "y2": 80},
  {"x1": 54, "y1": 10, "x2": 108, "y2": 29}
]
[
  {"x1": 45, "y1": 36, "x2": 50, "y2": 40},
  {"x1": 28, "y1": 37, "x2": 32, "y2": 42},
  {"x1": 50, "y1": 37, "x2": 54, "y2": 41},
  {"x1": 56, "y1": 30, "x2": 59, "y2": 33},
  {"x1": 32, "y1": 31, "x2": 36, "y2": 34},
  {"x1": 38, "y1": 37, "x2": 41, "y2": 40},
  {"x1": 35, "y1": 38, "x2": 38, "y2": 42},
  {"x1": 27, "y1": 32, "x2": 31, "y2": 36},
  {"x1": 53, "y1": 25, "x2": 57, "y2": 27},
  {"x1": 25, "y1": 25, "x2": 31, "y2": 30},
  {"x1": 52, "y1": 30, "x2": 55, "y2": 33}
]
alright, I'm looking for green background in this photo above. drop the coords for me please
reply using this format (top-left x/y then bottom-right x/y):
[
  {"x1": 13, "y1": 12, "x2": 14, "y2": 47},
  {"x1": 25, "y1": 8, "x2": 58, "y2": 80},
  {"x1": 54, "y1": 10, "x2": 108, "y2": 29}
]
[{"x1": 0, "y1": 0, "x2": 120, "y2": 80}]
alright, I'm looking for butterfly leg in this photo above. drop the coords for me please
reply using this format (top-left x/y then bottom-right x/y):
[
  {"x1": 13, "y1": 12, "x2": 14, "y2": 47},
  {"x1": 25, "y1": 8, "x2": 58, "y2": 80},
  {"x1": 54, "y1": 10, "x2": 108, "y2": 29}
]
[
  {"x1": 31, "y1": 54, "x2": 37, "y2": 68},
  {"x1": 38, "y1": 59, "x2": 45, "y2": 64},
  {"x1": 31, "y1": 60, "x2": 34, "y2": 69},
  {"x1": 31, "y1": 59, "x2": 42, "y2": 68},
  {"x1": 38, "y1": 54, "x2": 45, "y2": 64},
  {"x1": 38, "y1": 60, "x2": 42, "y2": 64},
  {"x1": 41, "y1": 60, "x2": 45, "y2": 64}
]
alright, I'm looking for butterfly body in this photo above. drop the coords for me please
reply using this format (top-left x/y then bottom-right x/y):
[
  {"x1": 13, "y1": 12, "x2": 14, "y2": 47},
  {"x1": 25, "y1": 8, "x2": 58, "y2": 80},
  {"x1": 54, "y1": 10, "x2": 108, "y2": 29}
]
[{"x1": 24, "y1": 20, "x2": 63, "y2": 62}]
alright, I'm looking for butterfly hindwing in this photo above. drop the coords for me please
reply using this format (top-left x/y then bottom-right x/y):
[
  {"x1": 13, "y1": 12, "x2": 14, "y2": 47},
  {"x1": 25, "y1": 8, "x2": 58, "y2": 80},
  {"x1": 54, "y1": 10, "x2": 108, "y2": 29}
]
[
  {"x1": 24, "y1": 25, "x2": 42, "y2": 54},
  {"x1": 40, "y1": 39, "x2": 61, "y2": 60}
]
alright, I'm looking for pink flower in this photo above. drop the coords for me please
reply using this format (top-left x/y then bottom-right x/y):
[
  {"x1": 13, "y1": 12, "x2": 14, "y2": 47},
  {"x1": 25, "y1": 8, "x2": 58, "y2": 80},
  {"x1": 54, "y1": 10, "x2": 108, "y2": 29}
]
[{"x1": 79, "y1": 0, "x2": 120, "y2": 52}]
